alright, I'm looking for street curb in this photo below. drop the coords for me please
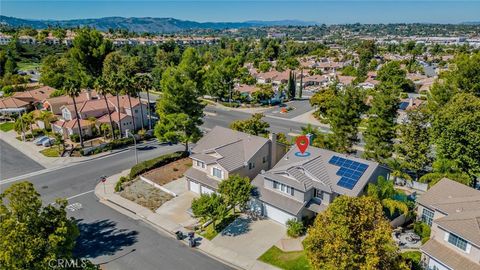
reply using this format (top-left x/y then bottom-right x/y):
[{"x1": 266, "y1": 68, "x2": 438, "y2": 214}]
[{"x1": 94, "y1": 179, "x2": 243, "y2": 270}]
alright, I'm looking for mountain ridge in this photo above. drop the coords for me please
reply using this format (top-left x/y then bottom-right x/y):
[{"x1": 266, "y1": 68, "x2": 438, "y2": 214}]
[{"x1": 0, "y1": 16, "x2": 317, "y2": 33}]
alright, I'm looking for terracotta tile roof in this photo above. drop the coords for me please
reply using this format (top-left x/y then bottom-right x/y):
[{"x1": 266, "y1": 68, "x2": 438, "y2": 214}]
[
  {"x1": 107, "y1": 95, "x2": 140, "y2": 110},
  {"x1": 13, "y1": 86, "x2": 55, "y2": 102},
  {"x1": 97, "y1": 112, "x2": 131, "y2": 123},
  {"x1": 235, "y1": 84, "x2": 257, "y2": 94},
  {"x1": 0, "y1": 97, "x2": 30, "y2": 109},
  {"x1": 337, "y1": 75, "x2": 355, "y2": 85},
  {"x1": 64, "y1": 119, "x2": 92, "y2": 129}
]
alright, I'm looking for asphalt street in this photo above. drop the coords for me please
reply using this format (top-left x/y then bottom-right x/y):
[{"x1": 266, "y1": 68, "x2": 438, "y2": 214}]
[
  {"x1": 0, "y1": 143, "x2": 231, "y2": 270},
  {"x1": 0, "y1": 139, "x2": 45, "y2": 179}
]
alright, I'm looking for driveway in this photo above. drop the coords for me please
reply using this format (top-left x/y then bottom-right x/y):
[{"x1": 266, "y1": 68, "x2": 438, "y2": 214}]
[
  {"x1": 211, "y1": 216, "x2": 286, "y2": 260},
  {"x1": 155, "y1": 191, "x2": 198, "y2": 229}
]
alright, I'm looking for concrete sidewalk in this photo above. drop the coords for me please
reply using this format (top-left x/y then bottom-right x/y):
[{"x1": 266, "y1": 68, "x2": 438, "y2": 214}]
[
  {"x1": 95, "y1": 171, "x2": 279, "y2": 270},
  {"x1": 1, "y1": 130, "x2": 108, "y2": 168}
]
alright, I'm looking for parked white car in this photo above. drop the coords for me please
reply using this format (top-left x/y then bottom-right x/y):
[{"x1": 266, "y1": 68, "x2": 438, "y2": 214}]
[
  {"x1": 34, "y1": 136, "x2": 49, "y2": 146},
  {"x1": 42, "y1": 138, "x2": 56, "y2": 147}
]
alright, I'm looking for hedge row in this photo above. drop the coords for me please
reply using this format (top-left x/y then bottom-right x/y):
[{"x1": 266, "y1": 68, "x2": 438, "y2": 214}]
[{"x1": 129, "y1": 151, "x2": 188, "y2": 179}]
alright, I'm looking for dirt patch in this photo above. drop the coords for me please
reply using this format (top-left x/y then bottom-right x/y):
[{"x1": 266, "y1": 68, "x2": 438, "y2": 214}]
[
  {"x1": 120, "y1": 179, "x2": 173, "y2": 211},
  {"x1": 142, "y1": 158, "x2": 192, "y2": 186}
]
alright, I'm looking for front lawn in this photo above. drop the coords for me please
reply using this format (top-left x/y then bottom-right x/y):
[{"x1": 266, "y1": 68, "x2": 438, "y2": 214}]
[
  {"x1": 40, "y1": 146, "x2": 62, "y2": 157},
  {"x1": 17, "y1": 62, "x2": 40, "y2": 71},
  {"x1": 0, "y1": 122, "x2": 14, "y2": 132},
  {"x1": 259, "y1": 246, "x2": 310, "y2": 270},
  {"x1": 198, "y1": 211, "x2": 239, "y2": 240}
]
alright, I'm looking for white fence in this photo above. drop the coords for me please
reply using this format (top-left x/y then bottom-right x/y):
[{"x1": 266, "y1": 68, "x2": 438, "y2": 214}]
[{"x1": 140, "y1": 175, "x2": 178, "y2": 197}]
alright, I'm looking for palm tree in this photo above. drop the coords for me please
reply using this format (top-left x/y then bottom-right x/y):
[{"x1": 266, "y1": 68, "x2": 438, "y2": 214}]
[
  {"x1": 63, "y1": 77, "x2": 84, "y2": 148},
  {"x1": 134, "y1": 73, "x2": 153, "y2": 130},
  {"x1": 37, "y1": 110, "x2": 55, "y2": 132},
  {"x1": 95, "y1": 77, "x2": 116, "y2": 140},
  {"x1": 124, "y1": 77, "x2": 137, "y2": 133}
]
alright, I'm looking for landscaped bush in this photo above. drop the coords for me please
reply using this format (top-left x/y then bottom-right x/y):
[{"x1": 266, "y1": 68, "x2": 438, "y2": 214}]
[
  {"x1": 70, "y1": 134, "x2": 80, "y2": 142},
  {"x1": 108, "y1": 137, "x2": 134, "y2": 149},
  {"x1": 129, "y1": 151, "x2": 188, "y2": 179},
  {"x1": 286, "y1": 219, "x2": 305, "y2": 238},
  {"x1": 115, "y1": 176, "x2": 131, "y2": 192},
  {"x1": 413, "y1": 221, "x2": 431, "y2": 244},
  {"x1": 31, "y1": 129, "x2": 45, "y2": 137},
  {"x1": 400, "y1": 92, "x2": 409, "y2": 99}
]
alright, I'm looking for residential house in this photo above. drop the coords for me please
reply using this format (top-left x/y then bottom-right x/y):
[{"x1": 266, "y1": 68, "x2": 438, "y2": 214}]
[
  {"x1": 18, "y1": 35, "x2": 36, "y2": 45},
  {"x1": 12, "y1": 86, "x2": 55, "y2": 108},
  {"x1": 44, "y1": 89, "x2": 99, "y2": 115},
  {"x1": 251, "y1": 145, "x2": 388, "y2": 225},
  {"x1": 0, "y1": 33, "x2": 12, "y2": 45},
  {"x1": 417, "y1": 178, "x2": 480, "y2": 270},
  {"x1": 184, "y1": 126, "x2": 286, "y2": 195}
]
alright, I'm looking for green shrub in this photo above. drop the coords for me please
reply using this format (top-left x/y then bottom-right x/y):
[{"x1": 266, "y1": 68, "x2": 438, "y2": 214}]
[
  {"x1": 31, "y1": 129, "x2": 44, "y2": 137},
  {"x1": 129, "y1": 151, "x2": 188, "y2": 179},
  {"x1": 414, "y1": 221, "x2": 431, "y2": 243},
  {"x1": 115, "y1": 176, "x2": 130, "y2": 192},
  {"x1": 286, "y1": 219, "x2": 305, "y2": 238},
  {"x1": 108, "y1": 137, "x2": 134, "y2": 149},
  {"x1": 401, "y1": 251, "x2": 422, "y2": 270},
  {"x1": 400, "y1": 92, "x2": 409, "y2": 99},
  {"x1": 70, "y1": 134, "x2": 80, "y2": 142}
]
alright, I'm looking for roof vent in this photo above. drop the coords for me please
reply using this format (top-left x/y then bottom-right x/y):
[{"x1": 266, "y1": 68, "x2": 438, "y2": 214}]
[
  {"x1": 260, "y1": 170, "x2": 265, "y2": 174},
  {"x1": 456, "y1": 208, "x2": 463, "y2": 213}
]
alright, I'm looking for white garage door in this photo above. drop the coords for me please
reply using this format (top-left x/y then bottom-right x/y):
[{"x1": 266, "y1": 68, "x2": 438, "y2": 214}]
[
  {"x1": 201, "y1": 186, "x2": 214, "y2": 195},
  {"x1": 189, "y1": 180, "x2": 200, "y2": 194},
  {"x1": 264, "y1": 204, "x2": 295, "y2": 225}
]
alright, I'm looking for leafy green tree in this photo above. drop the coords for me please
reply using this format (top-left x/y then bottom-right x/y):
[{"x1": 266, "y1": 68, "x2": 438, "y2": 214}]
[
  {"x1": 69, "y1": 28, "x2": 113, "y2": 86},
  {"x1": 304, "y1": 196, "x2": 407, "y2": 270},
  {"x1": 310, "y1": 84, "x2": 337, "y2": 120},
  {"x1": 419, "y1": 158, "x2": 471, "y2": 187},
  {"x1": 251, "y1": 84, "x2": 274, "y2": 104},
  {"x1": 0, "y1": 182, "x2": 79, "y2": 270},
  {"x1": 432, "y1": 93, "x2": 480, "y2": 182},
  {"x1": 326, "y1": 86, "x2": 366, "y2": 153},
  {"x1": 363, "y1": 84, "x2": 399, "y2": 162},
  {"x1": 191, "y1": 193, "x2": 228, "y2": 230},
  {"x1": 230, "y1": 113, "x2": 269, "y2": 136},
  {"x1": 155, "y1": 66, "x2": 204, "y2": 151},
  {"x1": 178, "y1": 47, "x2": 205, "y2": 94},
  {"x1": 376, "y1": 61, "x2": 414, "y2": 92},
  {"x1": 40, "y1": 55, "x2": 69, "y2": 89},
  {"x1": 286, "y1": 70, "x2": 296, "y2": 100},
  {"x1": 395, "y1": 108, "x2": 431, "y2": 179},
  {"x1": 442, "y1": 52, "x2": 480, "y2": 96},
  {"x1": 204, "y1": 57, "x2": 239, "y2": 100},
  {"x1": 218, "y1": 174, "x2": 253, "y2": 213},
  {"x1": 367, "y1": 176, "x2": 409, "y2": 217},
  {"x1": 102, "y1": 52, "x2": 133, "y2": 137}
]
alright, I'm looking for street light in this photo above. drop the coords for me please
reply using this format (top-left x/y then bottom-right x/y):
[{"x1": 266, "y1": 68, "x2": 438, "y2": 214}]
[{"x1": 126, "y1": 130, "x2": 139, "y2": 165}]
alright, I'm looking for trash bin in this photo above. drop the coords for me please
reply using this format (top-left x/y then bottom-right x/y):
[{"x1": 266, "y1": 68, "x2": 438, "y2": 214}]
[
  {"x1": 189, "y1": 238, "x2": 196, "y2": 248},
  {"x1": 175, "y1": 231, "x2": 183, "y2": 240}
]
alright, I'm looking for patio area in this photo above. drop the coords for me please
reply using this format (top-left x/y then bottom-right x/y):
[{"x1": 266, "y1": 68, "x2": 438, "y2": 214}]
[{"x1": 393, "y1": 229, "x2": 422, "y2": 249}]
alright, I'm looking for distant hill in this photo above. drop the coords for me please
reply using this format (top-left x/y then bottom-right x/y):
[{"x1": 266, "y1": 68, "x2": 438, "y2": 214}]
[
  {"x1": 463, "y1": 21, "x2": 480, "y2": 25},
  {"x1": 0, "y1": 16, "x2": 317, "y2": 33}
]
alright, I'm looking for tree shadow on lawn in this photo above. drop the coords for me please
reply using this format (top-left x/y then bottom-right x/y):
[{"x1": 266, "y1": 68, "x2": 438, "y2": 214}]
[
  {"x1": 74, "y1": 219, "x2": 138, "y2": 258},
  {"x1": 220, "y1": 216, "x2": 252, "y2": 237}
]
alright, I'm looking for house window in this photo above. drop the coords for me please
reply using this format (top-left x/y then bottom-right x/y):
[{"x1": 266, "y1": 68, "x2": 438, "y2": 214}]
[
  {"x1": 313, "y1": 189, "x2": 322, "y2": 199},
  {"x1": 421, "y1": 208, "x2": 434, "y2": 226},
  {"x1": 212, "y1": 168, "x2": 223, "y2": 179},
  {"x1": 195, "y1": 160, "x2": 205, "y2": 169},
  {"x1": 249, "y1": 162, "x2": 255, "y2": 170},
  {"x1": 262, "y1": 156, "x2": 267, "y2": 164},
  {"x1": 135, "y1": 109, "x2": 138, "y2": 113},
  {"x1": 448, "y1": 233, "x2": 468, "y2": 251},
  {"x1": 273, "y1": 181, "x2": 294, "y2": 196}
]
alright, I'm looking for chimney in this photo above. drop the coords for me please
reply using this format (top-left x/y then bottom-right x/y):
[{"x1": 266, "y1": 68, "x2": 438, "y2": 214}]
[
  {"x1": 85, "y1": 89, "x2": 92, "y2": 100},
  {"x1": 269, "y1": 132, "x2": 277, "y2": 168}
]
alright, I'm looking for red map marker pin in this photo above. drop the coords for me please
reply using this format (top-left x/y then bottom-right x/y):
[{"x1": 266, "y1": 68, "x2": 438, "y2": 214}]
[{"x1": 296, "y1": 135, "x2": 309, "y2": 154}]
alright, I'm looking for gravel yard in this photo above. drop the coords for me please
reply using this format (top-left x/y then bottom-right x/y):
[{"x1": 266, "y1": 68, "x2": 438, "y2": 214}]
[
  {"x1": 120, "y1": 179, "x2": 173, "y2": 211},
  {"x1": 142, "y1": 158, "x2": 192, "y2": 185}
]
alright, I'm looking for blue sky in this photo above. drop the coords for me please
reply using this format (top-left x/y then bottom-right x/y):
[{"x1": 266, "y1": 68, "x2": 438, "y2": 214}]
[{"x1": 2, "y1": 1, "x2": 479, "y2": 24}]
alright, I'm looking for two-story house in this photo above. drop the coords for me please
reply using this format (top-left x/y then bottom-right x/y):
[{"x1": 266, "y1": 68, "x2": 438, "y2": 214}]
[
  {"x1": 184, "y1": 126, "x2": 286, "y2": 195},
  {"x1": 417, "y1": 178, "x2": 480, "y2": 270},
  {"x1": 251, "y1": 145, "x2": 388, "y2": 225}
]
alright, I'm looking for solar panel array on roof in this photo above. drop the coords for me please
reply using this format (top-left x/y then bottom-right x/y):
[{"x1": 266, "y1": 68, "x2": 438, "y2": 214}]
[{"x1": 329, "y1": 156, "x2": 369, "y2": 190}]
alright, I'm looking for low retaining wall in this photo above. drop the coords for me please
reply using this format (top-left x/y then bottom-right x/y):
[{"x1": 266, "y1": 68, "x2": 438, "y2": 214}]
[{"x1": 140, "y1": 175, "x2": 178, "y2": 197}]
